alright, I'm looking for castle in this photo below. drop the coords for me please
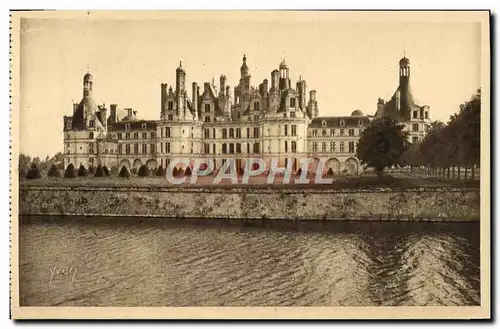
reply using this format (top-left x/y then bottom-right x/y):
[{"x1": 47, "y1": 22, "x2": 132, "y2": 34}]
[{"x1": 63, "y1": 55, "x2": 431, "y2": 175}]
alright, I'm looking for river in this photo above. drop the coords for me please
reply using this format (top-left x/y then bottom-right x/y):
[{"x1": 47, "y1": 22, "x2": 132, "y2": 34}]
[{"x1": 19, "y1": 216, "x2": 480, "y2": 307}]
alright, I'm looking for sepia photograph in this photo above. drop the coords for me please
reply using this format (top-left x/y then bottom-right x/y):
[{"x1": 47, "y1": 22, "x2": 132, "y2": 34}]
[{"x1": 9, "y1": 10, "x2": 490, "y2": 319}]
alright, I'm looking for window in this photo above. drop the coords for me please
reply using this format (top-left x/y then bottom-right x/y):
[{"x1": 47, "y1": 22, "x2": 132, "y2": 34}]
[
  {"x1": 151, "y1": 132, "x2": 155, "y2": 139},
  {"x1": 254, "y1": 115, "x2": 259, "y2": 122},
  {"x1": 229, "y1": 143, "x2": 235, "y2": 154},
  {"x1": 237, "y1": 112, "x2": 241, "y2": 119},
  {"x1": 254, "y1": 102, "x2": 259, "y2": 111},
  {"x1": 212, "y1": 128, "x2": 216, "y2": 139},
  {"x1": 284, "y1": 141, "x2": 288, "y2": 152},
  {"x1": 412, "y1": 136, "x2": 419, "y2": 143},
  {"x1": 348, "y1": 141, "x2": 355, "y2": 153},
  {"x1": 253, "y1": 127, "x2": 260, "y2": 138},
  {"x1": 340, "y1": 142, "x2": 345, "y2": 152},
  {"x1": 253, "y1": 143, "x2": 260, "y2": 153},
  {"x1": 291, "y1": 141, "x2": 297, "y2": 153},
  {"x1": 420, "y1": 108, "x2": 424, "y2": 119},
  {"x1": 125, "y1": 123, "x2": 131, "y2": 129},
  {"x1": 330, "y1": 141, "x2": 336, "y2": 152},
  {"x1": 117, "y1": 133, "x2": 122, "y2": 140},
  {"x1": 151, "y1": 144, "x2": 155, "y2": 154},
  {"x1": 312, "y1": 142, "x2": 318, "y2": 153},
  {"x1": 222, "y1": 129, "x2": 227, "y2": 139},
  {"x1": 322, "y1": 142, "x2": 326, "y2": 153},
  {"x1": 204, "y1": 143, "x2": 210, "y2": 154},
  {"x1": 160, "y1": 127, "x2": 163, "y2": 138},
  {"x1": 236, "y1": 128, "x2": 241, "y2": 138},
  {"x1": 160, "y1": 142, "x2": 163, "y2": 153},
  {"x1": 291, "y1": 125, "x2": 297, "y2": 136},
  {"x1": 125, "y1": 132, "x2": 130, "y2": 139},
  {"x1": 142, "y1": 144, "x2": 147, "y2": 154},
  {"x1": 284, "y1": 125, "x2": 288, "y2": 136},
  {"x1": 204, "y1": 116, "x2": 210, "y2": 123},
  {"x1": 425, "y1": 112, "x2": 429, "y2": 119},
  {"x1": 247, "y1": 143, "x2": 250, "y2": 153},
  {"x1": 118, "y1": 144, "x2": 123, "y2": 154},
  {"x1": 205, "y1": 104, "x2": 210, "y2": 113},
  {"x1": 89, "y1": 120, "x2": 94, "y2": 128},
  {"x1": 134, "y1": 144, "x2": 139, "y2": 154},
  {"x1": 126, "y1": 144, "x2": 131, "y2": 154},
  {"x1": 89, "y1": 143, "x2": 94, "y2": 154},
  {"x1": 236, "y1": 143, "x2": 241, "y2": 153},
  {"x1": 168, "y1": 114, "x2": 173, "y2": 121},
  {"x1": 222, "y1": 144, "x2": 227, "y2": 154},
  {"x1": 340, "y1": 120, "x2": 346, "y2": 126},
  {"x1": 348, "y1": 129, "x2": 355, "y2": 137},
  {"x1": 412, "y1": 123, "x2": 419, "y2": 132},
  {"x1": 168, "y1": 102, "x2": 173, "y2": 111},
  {"x1": 340, "y1": 129, "x2": 344, "y2": 136},
  {"x1": 166, "y1": 142, "x2": 171, "y2": 153},
  {"x1": 322, "y1": 129, "x2": 327, "y2": 137},
  {"x1": 290, "y1": 111, "x2": 296, "y2": 118},
  {"x1": 229, "y1": 128, "x2": 234, "y2": 138},
  {"x1": 290, "y1": 98, "x2": 296, "y2": 107},
  {"x1": 358, "y1": 120, "x2": 363, "y2": 126},
  {"x1": 313, "y1": 129, "x2": 318, "y2": 137},
  {"x1": 142, "y1": 123, "x2": 147, "y2": 129},
  {"x1": 413, "y1": 111, "x2": 418, "y2": 119},
  {"x1": 165, "y1": 127, "x2": 171, "y2": 138},
  {"x1": 247, "y1": 127, "x2": 250, "y2": 138},
  {"x1": 204, "y1": 129, "x2": 210, "y2": 139},
  {"x1": 330, "y1": 129, "x2": 335, "y2": 136},
  {"x1": 89, "y1": 132, "x2": 94, "y2": 139}
]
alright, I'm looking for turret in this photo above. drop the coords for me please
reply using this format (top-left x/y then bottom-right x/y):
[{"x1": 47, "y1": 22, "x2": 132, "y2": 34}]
[
  {"x1": 83, "y1": 73, "x2": 93, "y2": 98},
  {"x1": 109, "y1": 104, "x2": 118, "y2": 124}
]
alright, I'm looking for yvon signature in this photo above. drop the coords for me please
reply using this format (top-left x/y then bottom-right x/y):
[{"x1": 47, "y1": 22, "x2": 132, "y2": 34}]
[{"x1": 48, "y1": 265, "x2": 77, "y2": 289}]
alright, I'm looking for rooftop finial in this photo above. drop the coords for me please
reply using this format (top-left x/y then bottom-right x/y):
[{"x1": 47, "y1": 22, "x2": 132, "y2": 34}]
[
  {"x1": 179, "y1": 61, "x2": 182, "y2": 67},
  {"x1": 403, "y1": 50, "x2": 406, "y2": 58}
]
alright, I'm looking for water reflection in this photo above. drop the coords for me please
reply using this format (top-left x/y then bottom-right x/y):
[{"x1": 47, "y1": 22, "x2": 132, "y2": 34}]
[{"x1": 19, "y1": 216, "x2": 480, "y2": 306}]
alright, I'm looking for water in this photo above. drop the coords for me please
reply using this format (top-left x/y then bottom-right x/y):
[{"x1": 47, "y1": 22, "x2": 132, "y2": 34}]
[{"x1": 19, "y1": 216, "x2": 480, "y2": 307}]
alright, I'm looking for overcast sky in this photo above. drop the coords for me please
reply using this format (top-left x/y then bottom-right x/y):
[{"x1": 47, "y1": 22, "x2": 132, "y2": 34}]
[{"x1": 18, "y1": 12, "x2": 482, "y2": 158}]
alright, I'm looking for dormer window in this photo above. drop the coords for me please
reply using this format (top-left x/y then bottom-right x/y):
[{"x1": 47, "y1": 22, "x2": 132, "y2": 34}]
[
  {"x1": 89, "y1": 120, "x2": 94, "y2": 128},
  {"x1": 340, "y1": 120, "x2": 346, "y2": 126},
  {"x1": 290, "y1": 111, "x2": 296, "y2": 118},
  {"x1": 290, "y1": 98, "x2": 296, "y2": 107},
  {"x1": 322, "y1": 120, "x2": 327, "y2": 127},
  {"x1": 358, "y1": 120, "x2": 363, "y2": 126},
  {"x1": 142, "y1": 123, "x2": 147, "y2": 129},
  {"x1": 168, "y1": 101, "x2": 173, "y2": 111},
  {"x1": 205, "y1": 104, "x2": 210, "y2": 113},
  {"x1": 254, "y1": 102, "x2": 259, "y2": 111},
  {"x1": 125, "y1": 123, "x2": 131, "y2": 130}
]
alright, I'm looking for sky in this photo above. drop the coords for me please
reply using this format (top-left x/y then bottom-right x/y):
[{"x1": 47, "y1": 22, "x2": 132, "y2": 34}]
[{"x1": 18, "y1": 12, "x2": 482, "y2": 158}]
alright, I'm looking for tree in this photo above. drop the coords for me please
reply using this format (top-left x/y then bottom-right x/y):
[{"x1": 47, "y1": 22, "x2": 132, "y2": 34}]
[
  {"x1": 64, "y1": 164, "x2": 77, "y2": 178},
  {"x1": 102, "y1": 165, "x2": 110, "y2": 176},
  {"x1": 94, "y1": 164, "x2": 105, "y2": 177},
  {"x1": 138, "y1": 164, "x2": 150, "y2": 177},
  {"x1": 18, "y1": 154, "x2": 31, "y2": 179},
  {"x1": 356, "y1": 116, "x2": 410, "y2": 178},
  {"x1": 119, "y1": 166, "x2": 131, "y2": 178},
  {"x1": 47, "y1": 164, "x2": 60, "y2": 178},
  {"x1": 156, "y1": 165, "x2": 165, "y2": 177},
  {"x1": 77, "y1": 164, "x2": 88, "y2": 177},
  {"x1": 25, "y1": 163, "x2": 41, "y2": 179}
]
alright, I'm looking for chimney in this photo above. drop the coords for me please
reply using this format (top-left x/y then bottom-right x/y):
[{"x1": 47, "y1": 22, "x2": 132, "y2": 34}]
[
  {"x1": 297, "y1": 79, "x2": 306, "y2": 110},
  {"x1": 109, "y1": 104, "x2": 118, "y2": 123},
  {"x1": 309, "y1": 90, "x2": 316, "y2": 102},
  {"x1": 161, "y1": 83, "x2": 168, "y2": 113},
  {"x1": 271, "y1": 70, "x2": 279, "y2": 91},
  {"x1": 73, "y1": 103, "x2": 78, "y2": 115},
  {"x1": 126, "y1": 108, "x2": 133, "y2": 117},
  {"x1": 192, "y1": 82, "x2": 198, "y2": 113},
  {"x1": 220, "y1": 75, "x2": 227, "y2": 96},
  {"x1": 99, "y1": 108, "x2": 107, "y2": 128}
]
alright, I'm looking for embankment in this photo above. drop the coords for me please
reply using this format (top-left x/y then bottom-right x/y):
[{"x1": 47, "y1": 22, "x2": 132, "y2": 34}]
[{"x1": 18, "y1": 185, "x2": 480, "y2": 221}]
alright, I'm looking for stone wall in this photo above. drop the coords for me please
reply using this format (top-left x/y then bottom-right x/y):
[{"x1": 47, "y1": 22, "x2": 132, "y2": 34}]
[{"x1": 18, "y1": 186, "x2": 480, "y2": 221}]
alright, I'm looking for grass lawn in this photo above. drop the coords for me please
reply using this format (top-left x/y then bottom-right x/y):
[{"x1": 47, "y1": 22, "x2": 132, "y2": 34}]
[{"x1": 19, "y1": 172, "x2": 480, "y2": 190}]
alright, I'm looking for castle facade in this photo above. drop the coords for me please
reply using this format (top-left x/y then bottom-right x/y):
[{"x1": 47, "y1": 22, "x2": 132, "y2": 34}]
[{"x1": 63, "y1": 55, "x2": 431, "y2": 175}]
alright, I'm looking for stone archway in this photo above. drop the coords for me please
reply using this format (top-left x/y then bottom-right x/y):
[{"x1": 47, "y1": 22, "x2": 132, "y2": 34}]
[
  {"x1": 345, "y1": 157, "x2": 359, "y2": 175},
  {"x1": 133, "y1": 159, "x2": 142, "y2": 170},
  {"x1": 326, "y1": 158, "x2": 341, "y2": 175},
  {"x1": 120, "y1": 159, "x2": 131, "y2": 169},
  {"x1": 146, "y1": 159, "x2": 157, "y2": 170}
]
